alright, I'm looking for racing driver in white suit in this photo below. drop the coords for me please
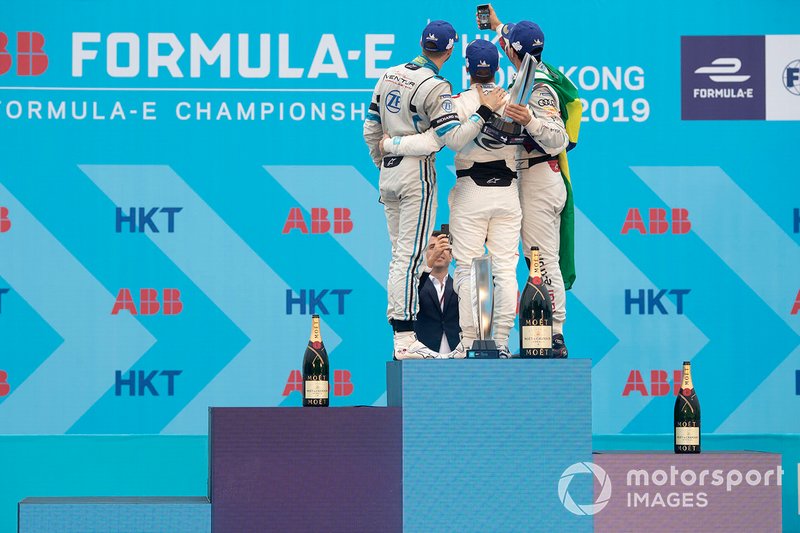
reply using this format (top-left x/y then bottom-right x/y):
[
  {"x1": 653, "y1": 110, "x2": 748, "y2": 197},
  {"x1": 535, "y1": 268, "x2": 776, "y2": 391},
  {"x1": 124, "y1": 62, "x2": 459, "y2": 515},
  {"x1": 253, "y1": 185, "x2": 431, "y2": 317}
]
[
  {"x1": 363, "y1": 21, "x2": 505, "y2": 360},
  {"x1": 381, "y1": 39, "x2": 519, "y2": 357}
]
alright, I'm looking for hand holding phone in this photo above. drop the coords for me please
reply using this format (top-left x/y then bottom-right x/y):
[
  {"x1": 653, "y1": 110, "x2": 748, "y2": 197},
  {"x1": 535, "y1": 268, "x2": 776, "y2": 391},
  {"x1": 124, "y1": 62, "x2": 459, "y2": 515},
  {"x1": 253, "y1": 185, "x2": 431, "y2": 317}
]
[{"x1": 477, "y1": 4, "x2": 491, "y2": 30}]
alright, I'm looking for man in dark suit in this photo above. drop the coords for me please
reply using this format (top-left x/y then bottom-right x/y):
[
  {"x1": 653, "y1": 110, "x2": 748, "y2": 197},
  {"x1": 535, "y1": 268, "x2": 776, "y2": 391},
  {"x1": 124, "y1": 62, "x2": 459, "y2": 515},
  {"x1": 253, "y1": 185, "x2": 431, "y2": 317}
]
[{"x1": 414, "y1": 232, "x2": 461, "y2": 356}]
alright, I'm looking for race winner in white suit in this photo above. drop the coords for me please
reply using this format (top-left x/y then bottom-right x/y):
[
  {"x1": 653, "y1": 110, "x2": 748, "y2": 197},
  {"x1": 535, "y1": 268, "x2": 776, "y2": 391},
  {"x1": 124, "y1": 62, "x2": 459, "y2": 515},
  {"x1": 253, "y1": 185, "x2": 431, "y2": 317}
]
[
  {"x1": 363, "y1": 21, "x2": 505, "y2": 360},
  {"x1": 382, "y1": 39, "x2": 518, "y2": 357}
]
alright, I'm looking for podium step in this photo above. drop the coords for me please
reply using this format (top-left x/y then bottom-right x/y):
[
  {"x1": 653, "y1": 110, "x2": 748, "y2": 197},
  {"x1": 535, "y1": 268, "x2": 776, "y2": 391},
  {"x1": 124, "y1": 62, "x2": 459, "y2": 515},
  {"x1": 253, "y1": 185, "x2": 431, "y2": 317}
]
[
  {"x1": 18, "y1": 497, "x2": 210, "y2": 533},
  {"x1": 387, "y1": 359, "x2": 593, "y2": 533},
  {"x1": 209, "y1": 407, "x2": 402, "y2": 533}
]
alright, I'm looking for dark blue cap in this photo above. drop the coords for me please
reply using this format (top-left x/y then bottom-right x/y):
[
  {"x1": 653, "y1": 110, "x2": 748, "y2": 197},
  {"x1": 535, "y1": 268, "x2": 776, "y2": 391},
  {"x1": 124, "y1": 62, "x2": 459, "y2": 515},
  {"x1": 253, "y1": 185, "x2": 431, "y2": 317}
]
[
  {"x1": 465, "y1": 39, "x2": 499, "y2": 77},
  {"x1": 503, "y1": 21, "x2": 545, "y2": 57},
  {"x1": 421, "y1": 20, "x2": 458, "y2": 52}
]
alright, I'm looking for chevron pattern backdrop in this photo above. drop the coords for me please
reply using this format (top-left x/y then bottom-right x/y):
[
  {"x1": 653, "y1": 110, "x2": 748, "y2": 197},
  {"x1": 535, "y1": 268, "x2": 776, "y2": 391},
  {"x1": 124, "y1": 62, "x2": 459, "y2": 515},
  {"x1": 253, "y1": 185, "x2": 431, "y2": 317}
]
[{"x1": 0, "y1": 2, "x2": 798, "y2": 441}]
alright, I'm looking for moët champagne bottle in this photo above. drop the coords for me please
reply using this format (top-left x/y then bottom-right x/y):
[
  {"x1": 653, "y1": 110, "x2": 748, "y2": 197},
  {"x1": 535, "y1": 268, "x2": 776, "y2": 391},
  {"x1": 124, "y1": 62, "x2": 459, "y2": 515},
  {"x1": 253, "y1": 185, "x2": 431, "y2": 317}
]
[
  {"x1": 302, "y1": 314, "x2": 329, "y2": 407},
  {"x1": 519, "y1": 247, "x2": 553, "y2": 358},
  {"x1": 674, "y1": 361, "x2": 700, "y2": 453}
]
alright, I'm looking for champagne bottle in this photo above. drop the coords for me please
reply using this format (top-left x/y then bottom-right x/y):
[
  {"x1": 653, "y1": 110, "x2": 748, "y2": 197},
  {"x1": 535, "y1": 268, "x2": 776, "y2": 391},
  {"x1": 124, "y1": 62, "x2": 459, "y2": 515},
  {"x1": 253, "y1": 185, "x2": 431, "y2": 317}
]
[
  {"x1": 519, "y1": 247, "x2": 553, "y2": 358},
  {"x1": 302, "y1": 314, "x2": 329, "y2": 407},
  {"x1": 674, "y1": 361, "x2": 700, "y2": 453}
]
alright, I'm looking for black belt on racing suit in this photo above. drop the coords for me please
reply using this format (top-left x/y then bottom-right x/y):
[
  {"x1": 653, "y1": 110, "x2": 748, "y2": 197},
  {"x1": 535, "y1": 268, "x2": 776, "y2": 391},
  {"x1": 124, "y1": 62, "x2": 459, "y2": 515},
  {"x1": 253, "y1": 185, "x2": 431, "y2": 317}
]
[{"x1": 455, "y1": 160, "x2": 516, "y2": 187}]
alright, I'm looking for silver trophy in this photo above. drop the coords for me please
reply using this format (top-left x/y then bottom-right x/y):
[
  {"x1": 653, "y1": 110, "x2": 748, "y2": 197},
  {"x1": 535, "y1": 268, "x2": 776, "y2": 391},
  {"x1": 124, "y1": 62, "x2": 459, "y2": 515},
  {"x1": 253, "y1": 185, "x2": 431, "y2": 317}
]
[
  {"x1": 467, "y1": 255, "x2": 499, "y2": 358},
  {"x1": 481, "y1": 53, "x2": 539, "y2": 145}
]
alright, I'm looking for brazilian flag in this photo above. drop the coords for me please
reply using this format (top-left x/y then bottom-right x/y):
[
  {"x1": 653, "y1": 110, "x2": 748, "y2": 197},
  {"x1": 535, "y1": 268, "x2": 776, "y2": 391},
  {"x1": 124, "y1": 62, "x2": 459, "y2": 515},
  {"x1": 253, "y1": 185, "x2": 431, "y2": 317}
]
[{"x1": 535, "y1": 62, "x2": 581, "y2": 290}]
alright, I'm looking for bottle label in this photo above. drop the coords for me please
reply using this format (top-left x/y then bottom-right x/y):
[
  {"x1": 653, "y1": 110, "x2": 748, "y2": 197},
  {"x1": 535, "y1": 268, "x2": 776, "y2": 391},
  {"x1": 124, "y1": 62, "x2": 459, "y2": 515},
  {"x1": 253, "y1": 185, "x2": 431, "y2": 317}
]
[
  {"x1": 305, "y1": 380, "x2": 329, "y2": 399},
  {"x1": 675, "y1": 426, "x2": 700, "y2": 445},
  {"x1": 522, "y1": 325, "x2": 552, "y2": 349}
]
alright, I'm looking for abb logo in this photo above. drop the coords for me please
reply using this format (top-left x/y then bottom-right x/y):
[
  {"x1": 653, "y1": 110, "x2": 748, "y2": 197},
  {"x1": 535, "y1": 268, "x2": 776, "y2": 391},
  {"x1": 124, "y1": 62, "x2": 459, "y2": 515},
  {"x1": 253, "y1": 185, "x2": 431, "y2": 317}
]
[
  {"x1": 622, "y1": 369, "x2": 683, "y2": 396},
  {"x1": 0, "y1": 32, "x2": 49, "y2": 76},
  {"x1": 621, "y1": 208, "x2": 691, "y2": 235},
  {"x1": 0, "y1": 207, "x2": 10, "y2": 232},
  {"x1": 282, "y1": 207, "x2": 353, "y2": 234},
  {"x1": 111, "y1": 289, "x2": 184, "y2": 315},
  {"x1": 283, "y1": 369, "x2": 354, "y2": 397},
  {"x1": 0, "y1": 370, "x2": 9, "y2": 397},
  {"x1": 792, "y1": 289, "x2": 800, "y2": 315}
]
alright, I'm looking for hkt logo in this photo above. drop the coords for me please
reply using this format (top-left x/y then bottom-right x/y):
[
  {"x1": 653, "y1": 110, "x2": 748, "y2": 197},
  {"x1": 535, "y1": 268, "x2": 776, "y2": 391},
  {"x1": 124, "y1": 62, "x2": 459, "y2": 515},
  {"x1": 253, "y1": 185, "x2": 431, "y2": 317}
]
[
  {"x1": 116, "y1": 207, "x2": 183, "y2": 233},
  {"x1": 283, "y1": 369, "x2": 354, "y2": 397},
  {"x1": 622, "y1": 369, "x2": 683, "y2": 397},
  {"x1": 0, "y1": 32, "x2": 49, "y2": 76},
  {"x1": 625, "y1": 289, "x2": 690, "y2": 315},
  {"x1": 0, "y1": 288, "x2": 8, "y2": 313},
  {"x1": 0, "y1": 206, "x2": 10, "y2": 232},
  {"x1": 621, "y1": 208, "x2": 691, "y2": 235},
  {"x1": 558, "y1": 462, "x2": 612, "y2": 516},
  {"x1": 0, "y1": 370, "x2": 10, "y2": 397},
  {"x1": 282, "y1": 207, "x2": 353, "y2": 234},
  {"x1": 286, "y1": 289, "x2": 352, "y2": 315},
  {"x1": 792, "y1": 289, "x2": 800, "y2": 316},
  {"x1": 115, "y1": 370, "x2": 182, "y2": 396},
  {"x1": 783, "y1": 60, "x2": 800, "y2": 96},
  {"x1": 793, "y1": 208, "x2": 799, "y2": 234},
  {"x1": 111, "y1": 289, "x2": 184, "y2": 315}
]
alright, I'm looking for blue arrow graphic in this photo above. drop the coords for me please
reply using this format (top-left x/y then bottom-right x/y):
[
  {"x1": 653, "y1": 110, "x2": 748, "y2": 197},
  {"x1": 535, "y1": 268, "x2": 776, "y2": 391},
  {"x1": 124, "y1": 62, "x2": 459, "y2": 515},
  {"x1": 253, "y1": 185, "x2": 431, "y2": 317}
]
[
  {"x1": 0, "y1": 183, "x2": 156, "y2": 433},
  {"x1": 571, "y1": 207, "x2": 709, "y2": 434},
  {"x1": 81, "y1": 165, "x2": 341, "y2": 434},
  {"x1": 633, "y1": 166, "x2": 800, "y2": 433}
]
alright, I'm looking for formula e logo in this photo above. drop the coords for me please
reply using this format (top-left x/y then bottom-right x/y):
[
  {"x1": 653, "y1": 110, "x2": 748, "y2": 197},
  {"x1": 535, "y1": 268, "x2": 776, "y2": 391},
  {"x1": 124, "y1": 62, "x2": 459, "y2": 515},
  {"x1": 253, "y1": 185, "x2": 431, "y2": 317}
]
[
  {"x1": 783, "y1": 60, "x2": 800, "y2": 95},
  {"x1": 694, "y1": 58, "x2": 751, "y2": 82},
  {"x1": 386, "y1": 90, "x2": 401, "y2": 113}
]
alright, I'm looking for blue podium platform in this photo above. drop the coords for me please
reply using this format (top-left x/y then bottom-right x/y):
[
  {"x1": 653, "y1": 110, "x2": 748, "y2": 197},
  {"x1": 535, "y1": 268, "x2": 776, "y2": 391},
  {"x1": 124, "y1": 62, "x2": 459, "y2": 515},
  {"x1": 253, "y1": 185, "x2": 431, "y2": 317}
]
[
  {"x1": 17, "y1": 497, "x2": 210, "y2": 533},
  {"x1": 387, "y1": 359, "x2": 593, "y2": 533}
]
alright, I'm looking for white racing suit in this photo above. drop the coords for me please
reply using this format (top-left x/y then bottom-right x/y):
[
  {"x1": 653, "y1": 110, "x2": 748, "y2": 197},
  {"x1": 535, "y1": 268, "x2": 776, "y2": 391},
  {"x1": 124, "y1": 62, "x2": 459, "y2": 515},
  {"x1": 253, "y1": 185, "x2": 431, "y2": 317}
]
[
  {"x1": 516, "y1": 64, "x2": 570, "y2": 334},
  {"x1": 382, "y1": 84, "x2": 519, "y2": 349},
  {"x1": 363, "y1": 55, "x2": 493, "y2": 327}
]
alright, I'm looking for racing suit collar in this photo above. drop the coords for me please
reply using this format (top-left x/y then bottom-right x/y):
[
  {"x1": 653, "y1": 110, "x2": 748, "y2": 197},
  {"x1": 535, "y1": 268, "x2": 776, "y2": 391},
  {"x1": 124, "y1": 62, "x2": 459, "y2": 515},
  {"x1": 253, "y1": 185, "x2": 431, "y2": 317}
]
[{"x1": 411, "y1": 55, "x2": 440, "y2": 74}]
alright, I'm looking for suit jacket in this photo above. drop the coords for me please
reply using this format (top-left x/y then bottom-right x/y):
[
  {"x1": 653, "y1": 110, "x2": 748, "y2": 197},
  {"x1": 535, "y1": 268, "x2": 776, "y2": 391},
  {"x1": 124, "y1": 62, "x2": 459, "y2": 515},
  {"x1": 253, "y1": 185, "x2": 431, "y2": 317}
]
[{"x1": 414, "y1": 272, "x2": 460, "y2": 352}]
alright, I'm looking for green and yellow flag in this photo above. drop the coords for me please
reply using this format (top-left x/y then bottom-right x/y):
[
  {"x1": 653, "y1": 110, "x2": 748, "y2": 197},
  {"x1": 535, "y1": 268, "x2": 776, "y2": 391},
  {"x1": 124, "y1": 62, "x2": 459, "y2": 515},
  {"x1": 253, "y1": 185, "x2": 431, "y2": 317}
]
[{"x1": 535, "y1": 62, "x2": 581, "y2": 290}]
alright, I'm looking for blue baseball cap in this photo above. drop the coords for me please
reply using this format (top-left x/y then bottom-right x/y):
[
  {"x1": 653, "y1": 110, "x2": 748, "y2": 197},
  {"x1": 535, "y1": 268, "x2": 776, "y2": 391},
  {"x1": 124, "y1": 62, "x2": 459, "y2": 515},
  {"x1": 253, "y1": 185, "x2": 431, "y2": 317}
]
[
  {"x1": 501, "y1": 21, "x2": 545, "y2": 57},
  {"x1": 465, "y1": 39, "x2": 499, "y2": 77},
  {"x1": 421, "y1": 20, "x2": 458, "y2": 52}
]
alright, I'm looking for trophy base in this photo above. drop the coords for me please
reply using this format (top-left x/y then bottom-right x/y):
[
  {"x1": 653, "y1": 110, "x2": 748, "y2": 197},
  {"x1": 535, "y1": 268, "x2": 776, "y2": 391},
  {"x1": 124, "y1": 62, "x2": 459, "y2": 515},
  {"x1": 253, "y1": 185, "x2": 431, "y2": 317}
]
[
  {"x1": 468, "y1": 339, "x2": 500, "y2": 359},
  {"x1": 481, "y1": 118, "x2": 529, "y2": 146}
]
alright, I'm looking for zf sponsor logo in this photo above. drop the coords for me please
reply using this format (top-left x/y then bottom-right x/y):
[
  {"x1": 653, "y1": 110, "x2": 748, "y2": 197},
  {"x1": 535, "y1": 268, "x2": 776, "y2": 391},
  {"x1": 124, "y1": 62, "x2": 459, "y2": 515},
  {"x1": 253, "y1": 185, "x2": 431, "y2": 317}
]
[
  {"x1": 0, "y1": 32, "x2": 48, "y2": 75},
  {"x1": 621, "y1": 208, "x2": 691, "y2": 235},
  {"x1": 282, "y1": 207, "x2": 353, "y2": 234},
  {"x1": 286, "y1": 289, "x2": 352, "y2": 315},
  {"x1": 625, "y1": 289, "x2": 690, "y2": 315},
  {"x1": 622, "y1": 369, "x2": 683, "y2": 397},
  {"x1": 283, "y1": 369, "x2": 353, "y2": 397},
  {"x1": 111, "y1": 289, "x2": 184, "y2": 315},
  {"x1": 115, "y1": 370, "x2": 182, "y2": 397}
]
